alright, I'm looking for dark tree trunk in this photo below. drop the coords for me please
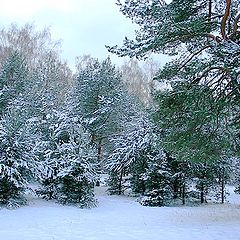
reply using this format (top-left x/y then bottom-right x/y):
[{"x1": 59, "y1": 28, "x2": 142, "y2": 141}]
[
  {"x1": 200, "y1": 182, "x2": 204, "y2": 204},
  {"x1": 95, "y1": 139, "x2": 102, "y2": 187},
  {"x1": 181, "y1": 174, "x2": 186, "y2": 205},
  {"x1": 182, "y1": 183, "x2": 185, "y2": 205},
  {"x1": 97, "y1": 140, "x2": 102, "y2": 161},
  {"x1": 118, "y1": 170, "x2": 124, "y2": 195},
  {"x1": 221, "y1": 177, "x2": 225, "y2": 204},
  {"x1": 141, "y1": 180, "x2": 146, "y2": 195},
  {"x1": 173, "y1": 180, "x2": 179, "y2": 199}
]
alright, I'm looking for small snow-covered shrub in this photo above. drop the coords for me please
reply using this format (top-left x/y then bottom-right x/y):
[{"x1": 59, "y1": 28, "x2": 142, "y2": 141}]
[
  {"x1": 57, "y1": 165, "x2": 97, "y2": 208},
  {"x1": 234, "y1": 186, "x2": 240, "y2": 194},
  {"x1": 0, "y1": 178, "x2": 27, "y2": 209},
  {"x1": 140, "y1": 190, "x2": 165, "y2": 207},
  {"x1": 107, "y1": 171, "x2": 122, "y2": 195},
  {"x1": 36, "y1": 177, "x2": 58, "y2": 200}
]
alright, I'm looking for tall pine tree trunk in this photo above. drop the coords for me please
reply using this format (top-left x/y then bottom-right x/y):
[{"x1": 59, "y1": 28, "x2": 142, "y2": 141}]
[
  {"x1": 182, "y1": 174, "x2": 186, "y2": 205},
  {"x1": 200, "y1": 182, "x2": 204, "y2": 204},
  {"x1": 118, "y1": 169, "x2": 124, "y2": 195},
  {"x1": 96, "y1": 139, "x2": 102, "y2": 187},
  {"x1": 221, "y1": 174, "x2": 225, "y2": 204},
  {"x1": 173, "y1": 180, "x2": 179, "y2": 199},
  {"x1": 182, "y1": 183, "x2": 186, "y2": 205}
]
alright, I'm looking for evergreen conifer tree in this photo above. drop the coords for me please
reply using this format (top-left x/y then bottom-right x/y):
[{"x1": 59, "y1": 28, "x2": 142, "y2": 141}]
[
  {"x1": 0, "y1": 110, "x2": 36, "y2": 208},
  {"x1": 75, "y1": 56, "x2": 130, "y2": 178},
  {"x1": 108, "y1": 0, "x2": 240, "y2": 164},
  {"x1": 36, "y1": 104, "x2": 97, "y2": 207}
]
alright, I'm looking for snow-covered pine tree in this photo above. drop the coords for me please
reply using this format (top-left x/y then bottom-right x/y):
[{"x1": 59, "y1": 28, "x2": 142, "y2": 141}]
[
  {"x1": 0, "y1": 110, "x2": 36, "y2": 208},
  {"x1": 0, "y1": 51, "x2": 43, "y2": 208},
  {"x1": 54, "y1": 110, "x2": 97, "y2": 207},
  {"x1": 107, "y1": 113, "x2": 174, "y2": 205},
  {"x1": 0, "y1": 25, "x2": 75, "y2": 208},
  {"x1": 107, "y1": 114, "x2": 153, "y2": 194},
  {"x1": 152, "y1": 84, "x2": 235, "y2": 204},
  {"x1": 108, "y1": 0, "x2": 240, "y2": 102},
  {"x1": 139, "y1": 149, "x2": 173, "y2": 206},
  {"x1": 33, "y1": 110, "x2": 61, "y2": 200},
  {"x1": 36, "y1": 105, "x2": 97, "y2": 208},
  {"x1": 75, "y1": 56, "x2": 124, "y2": 176}
]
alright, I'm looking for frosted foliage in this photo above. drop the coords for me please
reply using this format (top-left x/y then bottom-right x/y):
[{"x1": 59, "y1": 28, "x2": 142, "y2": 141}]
[
  {"x1": 75, "y1": 57, "x2": 122, "y2": 137},
  {"x1": 0, "y1": 117, "x2": 34, "y2": 185},
  {"x1": 35, "y1": 110, "x2": 97, "y2": 207},
  {"x1": 38, "y1": 111, "x2": 96, "y2": 181},
  {"x1": 0, "y1": 112, "x2": 36, "y2": 208},
  {"x1": 107, "y1": 115, "x2": 163, "y2": 172}
]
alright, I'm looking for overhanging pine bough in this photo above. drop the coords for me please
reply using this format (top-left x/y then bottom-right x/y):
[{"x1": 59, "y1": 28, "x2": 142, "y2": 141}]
[{"x1": 107, "y1": 0, "x2": 240, "y2": 99}]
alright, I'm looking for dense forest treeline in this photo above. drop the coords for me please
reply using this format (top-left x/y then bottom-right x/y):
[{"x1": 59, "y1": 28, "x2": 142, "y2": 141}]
[{"x1": 0, "y1": 0, "x2": 240, "y2": 209}]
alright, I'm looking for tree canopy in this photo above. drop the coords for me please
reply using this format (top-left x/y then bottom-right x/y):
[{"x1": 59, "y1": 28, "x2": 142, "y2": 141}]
[
  {"x1": 108, "y1": 0, "x2": 240, "y2": 161},
  {"x1": 107, "y1": 0, "x2": 240, "y2": 100}
]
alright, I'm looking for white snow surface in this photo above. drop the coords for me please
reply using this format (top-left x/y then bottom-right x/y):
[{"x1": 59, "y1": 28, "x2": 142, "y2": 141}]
[{"x1": 0, "y1": 186, "x2": 240, "y2": 240}]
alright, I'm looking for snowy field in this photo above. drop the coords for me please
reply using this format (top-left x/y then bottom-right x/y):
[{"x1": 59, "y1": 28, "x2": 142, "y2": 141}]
[{"x1": 0, "y1": 186, "x2": 240, "y2": 240}]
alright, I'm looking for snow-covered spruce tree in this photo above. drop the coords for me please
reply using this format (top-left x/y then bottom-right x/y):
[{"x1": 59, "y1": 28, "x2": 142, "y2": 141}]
[
  {"x1": 23, "y1": 49, "x2": 74, "y2": 199},
  {"x1": 139, "y1": 150, "x2": 173, "y2": 206},
  {"x1": 107, "y1": 114, "x2": 152, "y2": 195},
  {"x1": 54, "y1": 108, "x2": 97, "y2": 207},
  {"x1": 36, "y1": 106, "x2": 97, "y2": 208},
  {"x1": 107, "y1": 114, "x2": 173, "y2": 206},
  {"x1": 32, "y1": 110, "x2": 60, "y2": 200},
  {"x1": 0, "y1": 110, "x2": 36, "y2": 208},
  {"x1": 0, "y1": 25, "x2": 74, "y2": 207},
  {"x1": 0, "y1": 51, "x2": 41, "y2": 208}
]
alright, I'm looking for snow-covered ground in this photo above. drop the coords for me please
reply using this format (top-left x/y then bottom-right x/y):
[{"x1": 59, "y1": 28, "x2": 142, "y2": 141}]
[{"x1": 0, "y1": 186, "x2": 240, "y2": 240}]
